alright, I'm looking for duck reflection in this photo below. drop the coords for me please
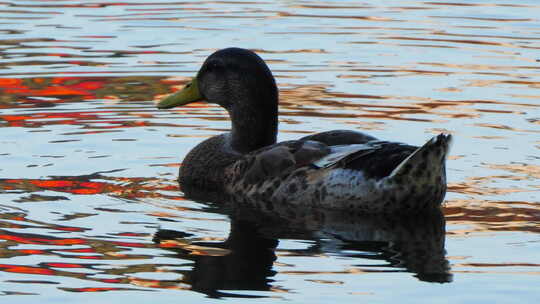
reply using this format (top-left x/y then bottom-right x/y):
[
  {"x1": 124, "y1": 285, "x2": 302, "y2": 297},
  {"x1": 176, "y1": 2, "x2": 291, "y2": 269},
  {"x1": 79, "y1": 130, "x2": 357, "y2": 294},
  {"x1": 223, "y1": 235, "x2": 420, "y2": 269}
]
[
  {"x1": 153, "y1": 189, "x2": 451, "y2": 298},
  {"x1": 154, "y1": 220, "x2": 278, "y2": 298}
]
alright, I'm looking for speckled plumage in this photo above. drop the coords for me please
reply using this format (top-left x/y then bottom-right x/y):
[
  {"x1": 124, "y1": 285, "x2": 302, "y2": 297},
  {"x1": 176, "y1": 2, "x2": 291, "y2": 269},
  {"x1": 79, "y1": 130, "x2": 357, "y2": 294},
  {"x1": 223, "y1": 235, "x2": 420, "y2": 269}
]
[
  {"x1": 224, "y1": 133, "x2": 451, "y2": 213},
  {"x1": 158, "y1": 48, "x2": 452, "y2": 214}
]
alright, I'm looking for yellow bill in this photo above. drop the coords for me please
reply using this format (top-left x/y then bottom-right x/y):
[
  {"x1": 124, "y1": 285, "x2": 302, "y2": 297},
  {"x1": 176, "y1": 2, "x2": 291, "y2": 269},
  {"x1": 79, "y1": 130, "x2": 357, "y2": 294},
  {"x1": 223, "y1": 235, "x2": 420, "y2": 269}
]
[{"x1": 157, "y1": 78, "x2": 202, "y2": 109}]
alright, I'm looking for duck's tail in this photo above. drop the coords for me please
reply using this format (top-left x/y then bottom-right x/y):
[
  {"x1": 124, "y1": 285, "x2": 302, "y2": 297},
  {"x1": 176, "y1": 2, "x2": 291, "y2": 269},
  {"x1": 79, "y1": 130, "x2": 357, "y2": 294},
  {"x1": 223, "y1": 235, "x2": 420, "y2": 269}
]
[{"x1": 389, "y1": 134, "x2": 452, "y2": 182}]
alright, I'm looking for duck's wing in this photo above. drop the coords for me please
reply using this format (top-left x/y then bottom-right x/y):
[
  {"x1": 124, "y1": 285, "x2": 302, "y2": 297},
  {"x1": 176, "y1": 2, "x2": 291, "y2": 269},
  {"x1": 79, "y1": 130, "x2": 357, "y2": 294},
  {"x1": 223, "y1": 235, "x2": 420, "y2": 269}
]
[
  {"x1": 238, "y1": 140, "x2": 331, "y2": 184},
  {"x1": 322, "y1": 134, "x2": 452, "y2": 181},
  {"x1": 299, "y1": 130, "x2": 377, "y2": 146},
  {"x1": 235, "y1": 130, "x2": 382, "y2": 184},
  {"x1": 231, "y1": 133, "x2": 451, "y2": 186},
  {"x1": 311, "y1": 140, "x2": 418, "y2": 179},
  {"x1": 232, "y1": 138, "x2": 415, "y2": 185}
]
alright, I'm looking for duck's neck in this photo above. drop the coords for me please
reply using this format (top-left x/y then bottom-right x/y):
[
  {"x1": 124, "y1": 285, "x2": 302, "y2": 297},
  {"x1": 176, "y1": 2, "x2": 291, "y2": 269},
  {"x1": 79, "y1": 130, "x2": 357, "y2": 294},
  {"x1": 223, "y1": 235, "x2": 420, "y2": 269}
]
[{"x1": 229, "y1": 93, "x2": 278, "y2": 154}]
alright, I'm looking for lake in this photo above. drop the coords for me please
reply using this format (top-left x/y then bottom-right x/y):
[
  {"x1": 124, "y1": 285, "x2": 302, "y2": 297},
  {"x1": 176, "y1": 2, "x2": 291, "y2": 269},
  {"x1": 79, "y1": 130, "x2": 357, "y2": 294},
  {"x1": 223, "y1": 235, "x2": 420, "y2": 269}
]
[{"x1": 0, "y1": 0, "x2": 538, "y2": 303}]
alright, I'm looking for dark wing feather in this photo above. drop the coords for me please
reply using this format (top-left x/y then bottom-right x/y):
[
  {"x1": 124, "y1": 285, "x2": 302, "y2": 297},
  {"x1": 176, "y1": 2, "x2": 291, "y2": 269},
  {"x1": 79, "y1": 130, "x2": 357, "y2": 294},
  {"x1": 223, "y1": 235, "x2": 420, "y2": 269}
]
[
  {"x1": 341, "y1": 141, "x2": 418, "y2": 179},
  {"x1": 300, "y1": 130, "x2": 377, "y2": 146},
  {"x1": 240, "y1": 140, "x2": 331, "y2": 184}
]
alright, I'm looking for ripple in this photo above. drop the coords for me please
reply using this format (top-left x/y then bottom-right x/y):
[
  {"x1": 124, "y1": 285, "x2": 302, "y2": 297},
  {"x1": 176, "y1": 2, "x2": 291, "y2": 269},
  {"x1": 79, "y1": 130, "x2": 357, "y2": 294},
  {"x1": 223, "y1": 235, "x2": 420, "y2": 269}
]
[{"x1": 0, "y1": 0, "x2": 539, "y2": 301}]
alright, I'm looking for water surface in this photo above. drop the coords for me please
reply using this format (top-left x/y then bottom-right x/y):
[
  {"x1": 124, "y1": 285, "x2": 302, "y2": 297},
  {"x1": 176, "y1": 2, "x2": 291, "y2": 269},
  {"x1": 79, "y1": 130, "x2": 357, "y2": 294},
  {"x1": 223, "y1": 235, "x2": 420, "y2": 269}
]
[{"x1": 0, "y1": 0, "x2": 539, "y2": 303}]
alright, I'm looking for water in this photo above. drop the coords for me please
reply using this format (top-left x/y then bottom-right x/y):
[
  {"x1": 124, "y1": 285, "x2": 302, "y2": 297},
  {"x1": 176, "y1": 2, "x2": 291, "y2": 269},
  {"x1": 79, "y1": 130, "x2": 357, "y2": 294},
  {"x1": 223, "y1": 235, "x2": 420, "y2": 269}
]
[{"x1": 0, "y1": 0, "x2": 539, "y2": 302}]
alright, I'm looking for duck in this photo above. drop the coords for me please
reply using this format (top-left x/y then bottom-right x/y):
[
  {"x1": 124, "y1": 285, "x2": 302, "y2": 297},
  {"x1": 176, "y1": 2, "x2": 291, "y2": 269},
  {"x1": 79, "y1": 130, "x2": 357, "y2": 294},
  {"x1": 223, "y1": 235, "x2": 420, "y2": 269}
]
[{"x1": 157, "y1": 47, "x2": 452, "y2": 214}]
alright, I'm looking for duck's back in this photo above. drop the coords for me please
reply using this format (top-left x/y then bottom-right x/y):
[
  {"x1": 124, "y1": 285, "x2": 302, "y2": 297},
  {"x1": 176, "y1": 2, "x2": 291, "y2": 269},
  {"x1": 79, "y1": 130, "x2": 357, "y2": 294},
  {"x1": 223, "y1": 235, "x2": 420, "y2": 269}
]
[{"x1": 224, "y1": 133, "x2": 451, "y2": 214}]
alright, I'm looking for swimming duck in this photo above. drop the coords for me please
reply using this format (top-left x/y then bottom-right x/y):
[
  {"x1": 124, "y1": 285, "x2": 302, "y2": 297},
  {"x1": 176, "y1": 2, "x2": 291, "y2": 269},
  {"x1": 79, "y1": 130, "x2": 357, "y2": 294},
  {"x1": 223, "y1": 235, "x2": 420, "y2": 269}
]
[{"x1": 157, "y1": 48, "x2": 452, "y2": 214}]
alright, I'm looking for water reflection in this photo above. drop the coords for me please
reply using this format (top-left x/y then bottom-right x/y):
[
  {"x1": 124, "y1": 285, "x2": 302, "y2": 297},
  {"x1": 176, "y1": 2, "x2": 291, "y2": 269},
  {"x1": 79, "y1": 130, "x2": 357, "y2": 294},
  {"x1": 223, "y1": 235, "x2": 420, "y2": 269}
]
[
  {"x1": 154, "y1": 187, "x2": 451, "y2": 298},
  {"x1": 154, "y1": 223, "x2": 278, "y2": 298},
  {"x1": 0, "y1": 76, "x2": 174, "y2": 107},
  {"x1": 0, "y1": 0, "x2": 539, "y2": 301}
]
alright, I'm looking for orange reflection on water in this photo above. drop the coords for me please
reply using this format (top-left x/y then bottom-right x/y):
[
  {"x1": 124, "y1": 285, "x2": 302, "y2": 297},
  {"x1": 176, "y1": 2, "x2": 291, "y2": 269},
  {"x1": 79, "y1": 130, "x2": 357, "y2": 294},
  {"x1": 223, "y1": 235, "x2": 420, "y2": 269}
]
[
  {"x1": 0, "y1": 264, "x2": 55, "y2": 275},
  {"x1": 0, "y1": 77, "x2": 102, "y2": 103},
  {"x1": 444, "y1": 201, "x2": 539, "y2": 234},
  {"x1": 485, "y1": 163, "x2": 540, "y2": 179},
  {"x1": 0, "y1": 76, "x2": 177, "y2": 108},
  {"x1": 1, "y1": 175, "x2": 179, "y2": 200},
  {"x1": 445, "y1": 160, "x2": 539, "y2": 235}
]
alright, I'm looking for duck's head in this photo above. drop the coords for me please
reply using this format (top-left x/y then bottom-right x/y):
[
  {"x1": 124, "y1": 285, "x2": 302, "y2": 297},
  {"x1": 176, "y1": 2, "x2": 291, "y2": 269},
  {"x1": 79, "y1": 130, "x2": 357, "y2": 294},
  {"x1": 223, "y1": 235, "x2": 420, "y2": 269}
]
[
  {"x1": 158, "y1": 48, "x2": 279, "y2": 153},
  {"x1": 157, "y1": 48, "x2": 278, "y2": 112}
]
